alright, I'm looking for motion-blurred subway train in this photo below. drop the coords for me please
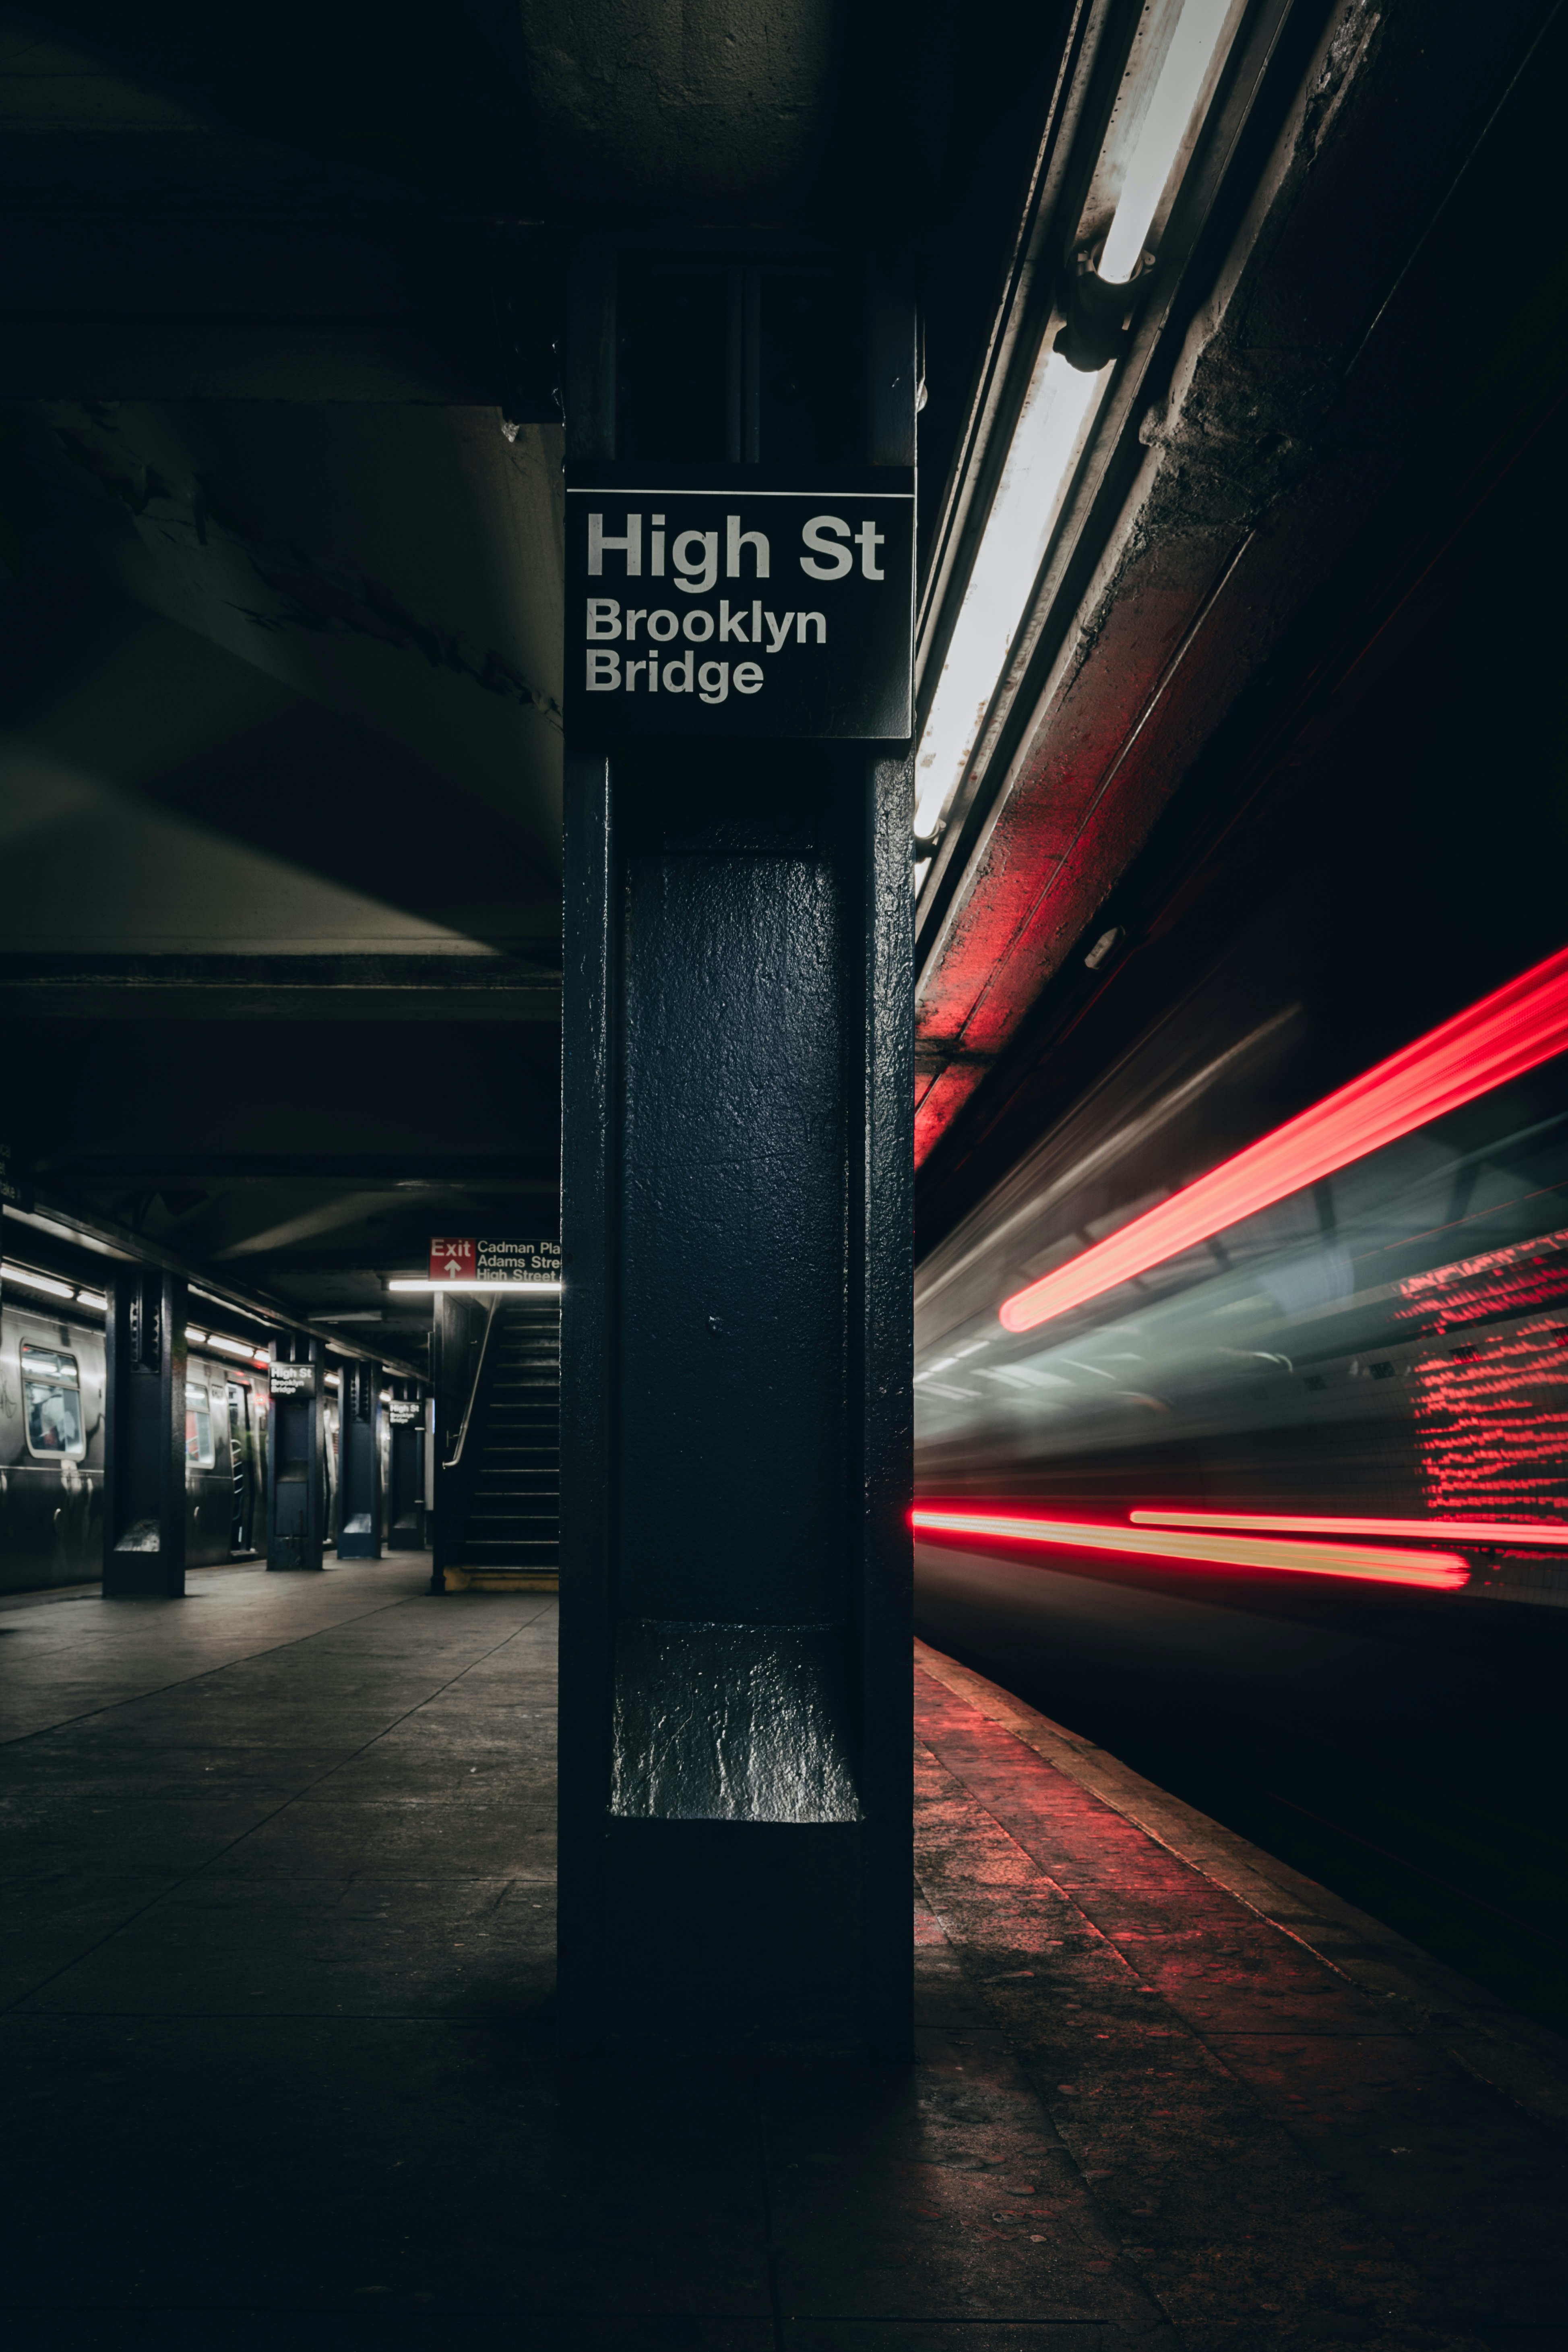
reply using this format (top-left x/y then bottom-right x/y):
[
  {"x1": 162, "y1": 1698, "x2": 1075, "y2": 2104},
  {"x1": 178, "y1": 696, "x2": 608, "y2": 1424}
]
[
  {"x1": 912, "y1": 925, "x2": 1568, "y2": 2023},
  {"x1": 0, "y1": 1278, "x2": 369, "y2": 1596},
  {"x1": 915, "y1": 936, "x2": 1568, "y2": 1591}
]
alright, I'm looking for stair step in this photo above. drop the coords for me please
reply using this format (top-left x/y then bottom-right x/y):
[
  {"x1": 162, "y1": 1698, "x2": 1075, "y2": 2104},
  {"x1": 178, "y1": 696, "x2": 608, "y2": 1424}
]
[{"x1": 445, "y1": 1296, "x2": 562, "y2": 1577}]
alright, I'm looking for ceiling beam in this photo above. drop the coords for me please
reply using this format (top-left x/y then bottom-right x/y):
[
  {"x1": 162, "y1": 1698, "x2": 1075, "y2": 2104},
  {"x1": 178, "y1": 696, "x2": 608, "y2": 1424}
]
[{"x1": 0, "y1": 951, "x2": 561, "y2": 1021}]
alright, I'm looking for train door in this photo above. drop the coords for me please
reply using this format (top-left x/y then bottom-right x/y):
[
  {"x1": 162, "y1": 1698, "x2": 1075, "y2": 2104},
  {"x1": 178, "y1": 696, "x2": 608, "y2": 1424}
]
[
  {"x1": 227, "y1": 1382, "x2": 253, "y2": 1553},
  {"x1": 17, "y1": 1335, "x2": 93, "y2": 1585}
]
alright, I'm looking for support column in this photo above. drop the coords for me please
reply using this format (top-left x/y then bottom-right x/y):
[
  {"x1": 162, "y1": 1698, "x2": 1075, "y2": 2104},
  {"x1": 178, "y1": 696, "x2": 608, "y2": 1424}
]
[
  {"x1": 560, "y1": 742, "x2": 913, "y2": 2049},
  {"x1": 103, "y1": 1266, "x2": 188, "y2": 1598},
  {"x1": 386, "y1": 1381, "x2": 428, "y2": 1552},
  {"x1": 266, "y1": 1335, "x2": 324, "y2": 1571},
  {"x1": 429, "y1": 1290, "x2": 488, "y2": 1593},
  {"x1": 428, "y1": 1292, "x2": 457, "y2": 1592},
  {"x1": 557, "y1": 250, "x2": 915, "y2": 2048},
  {"x1": 337, "y1": 1360, "x2": 382, "y2": 1558}
]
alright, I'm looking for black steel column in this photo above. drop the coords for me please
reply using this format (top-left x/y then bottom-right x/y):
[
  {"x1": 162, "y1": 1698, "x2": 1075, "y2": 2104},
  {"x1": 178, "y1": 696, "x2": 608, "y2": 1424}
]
[
  {"x1": 558, "y1": 254, "x2": 915, "y2": 2050},
  {"x1": 429, "y1": 1290, "x2": 493, "y2": 1592},
  {"x1": 337, "y1": 1359, "x2": 382, "y2": 1558},
  {"x1": 386, "y1": 1381, "x2": 428, "y2": 1552},
  {"x1": 428, "y1": 1292, "x2": 462, "y2": 1591},
  {"x1": 266, "y1": 1335, "x2": 324, "y2": 1571},
  {"x1": 103, "y1": 1266, "x2": 188, "y2": 1598}
]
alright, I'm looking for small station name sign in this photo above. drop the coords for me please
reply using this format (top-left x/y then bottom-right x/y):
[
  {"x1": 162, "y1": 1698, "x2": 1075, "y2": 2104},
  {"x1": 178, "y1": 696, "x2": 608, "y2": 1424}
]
[
  {"x1": 565, "y1": 465, "x2": 914, "y2": 739},
  {"x1": 428, "y1": 1237, "x2": 562, "y2": 1286},
  {"x1": 268, "y1": 1360, "x2": 318, "y2": 1398},
  {"x1": 388, "y1": 1399, "x2": 424, "y2": 1427}
]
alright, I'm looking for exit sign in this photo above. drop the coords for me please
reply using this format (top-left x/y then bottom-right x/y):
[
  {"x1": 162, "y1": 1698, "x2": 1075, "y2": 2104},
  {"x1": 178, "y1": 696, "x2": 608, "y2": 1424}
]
[
  {"x1": 428, "y1": 1238, "x2": 561, "y2": 1285},
  {"x1": 429, "y1": 1238, "x2": 475, "y2": 1282},
  {"x1": 565, "y1": 465, "x2": 914, "y2": 739}
]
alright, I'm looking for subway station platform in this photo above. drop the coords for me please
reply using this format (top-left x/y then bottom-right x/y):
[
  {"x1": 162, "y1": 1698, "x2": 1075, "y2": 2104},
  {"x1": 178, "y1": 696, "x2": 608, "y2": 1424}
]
[{"x1": 2, "y1": 1565, "x2": 1565, "y2": 2349}]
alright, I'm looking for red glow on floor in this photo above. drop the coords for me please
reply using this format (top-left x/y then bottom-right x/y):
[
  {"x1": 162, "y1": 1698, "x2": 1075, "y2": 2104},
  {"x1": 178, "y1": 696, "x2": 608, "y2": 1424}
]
[
  {"x1": 998, "y1": 946, "x2": 1568, "y2": 1334},
  {"x1": 1131, "y1": 1508, "x2": 1568, "y2": 1548},
  {"x1": 911, "y1": 1508, "x2": 1470, "y2": 1590}
]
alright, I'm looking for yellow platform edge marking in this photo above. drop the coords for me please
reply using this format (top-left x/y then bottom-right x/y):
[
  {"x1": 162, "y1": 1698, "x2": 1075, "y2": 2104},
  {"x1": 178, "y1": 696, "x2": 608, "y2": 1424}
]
[{"x1": 442, "y1": 1567, "x2": 559, "y2": 1593}]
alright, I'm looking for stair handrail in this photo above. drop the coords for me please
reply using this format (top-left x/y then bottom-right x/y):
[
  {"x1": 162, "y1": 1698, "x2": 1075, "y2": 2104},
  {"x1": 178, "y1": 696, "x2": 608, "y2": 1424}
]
[{"x1": 442, "y1": 1292, "x2": 500, "y2": 1472}]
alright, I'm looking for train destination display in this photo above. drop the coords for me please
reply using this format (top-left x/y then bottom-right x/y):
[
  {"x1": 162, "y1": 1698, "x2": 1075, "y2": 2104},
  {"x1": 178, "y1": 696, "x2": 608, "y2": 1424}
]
[{"x1": 565, "y1": 466, "x2": 914, "y2": 738}]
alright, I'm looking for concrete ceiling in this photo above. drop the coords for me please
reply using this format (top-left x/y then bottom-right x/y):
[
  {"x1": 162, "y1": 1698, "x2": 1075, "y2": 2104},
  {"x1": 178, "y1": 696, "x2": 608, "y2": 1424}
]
[
  {"x1": 1, "y1": 0, "x2": 1561, "y2": 1355},
  {"x1": 0, "y1": 0, "x2": 1062, "y2": 1352}
]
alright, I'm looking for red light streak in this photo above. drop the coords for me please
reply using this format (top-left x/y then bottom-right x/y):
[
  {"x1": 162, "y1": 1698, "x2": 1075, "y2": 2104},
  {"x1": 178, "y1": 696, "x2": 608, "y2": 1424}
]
[
  {"x1": 1132, "y1": 1508, "x2": 1568, "y2": 1548},
  {"x1": 998, "y1": 946, "x2": 1568, "y2": 1334},
  {"x1": 911, "y1": 1507, "x2": 1469, "y2": 1589}
]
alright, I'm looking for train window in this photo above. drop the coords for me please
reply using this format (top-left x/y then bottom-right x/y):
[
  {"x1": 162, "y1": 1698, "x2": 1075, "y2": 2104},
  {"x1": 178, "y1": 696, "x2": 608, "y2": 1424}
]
[
  {"x1": 20, "y1": 1343, "x2": 85, "y2": 1460},
  {"x1": 185, "y1": 1380, "x2": 216, "y2": 1469}
]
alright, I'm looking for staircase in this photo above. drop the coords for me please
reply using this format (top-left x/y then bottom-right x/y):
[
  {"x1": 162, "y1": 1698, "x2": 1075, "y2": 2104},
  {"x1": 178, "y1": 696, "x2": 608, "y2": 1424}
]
[{"x1": 439, "y1": 1294, "x2": 560, "y2": 1591}]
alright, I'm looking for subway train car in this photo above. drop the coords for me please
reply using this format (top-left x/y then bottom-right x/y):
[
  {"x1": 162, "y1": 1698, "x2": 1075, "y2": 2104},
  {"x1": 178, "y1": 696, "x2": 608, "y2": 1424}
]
[
  {"x1": 0, "y1": 1276, "x2": 273, "y2": 1595},
  {"x1": 915, "y1": 956, "x2": 1568, "y2": 1578},
  {"x1": 913, "y1": 931, "x2": 1568, "y2": 2022}
]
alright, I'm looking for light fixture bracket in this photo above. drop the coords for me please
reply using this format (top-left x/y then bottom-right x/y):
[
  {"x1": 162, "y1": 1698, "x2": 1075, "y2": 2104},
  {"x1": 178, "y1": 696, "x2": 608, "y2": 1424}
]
[{"x1": 1055, "y1": 244, "x2": 1154, "y2": 374}]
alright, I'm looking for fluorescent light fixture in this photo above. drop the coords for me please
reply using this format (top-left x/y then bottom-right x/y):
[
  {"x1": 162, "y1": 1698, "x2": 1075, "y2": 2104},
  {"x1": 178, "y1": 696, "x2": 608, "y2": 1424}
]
[
  {"x1": 3, "y1": 1265, "x2": 76, "y2": 1302},
  {"x1": 185, "y1": 1327, "x2": 209, "y2": 1347},
  {"x1": 74, "y1": 1289, "x2": 108, "y2": 1312},
  {"x1": 325, "y1": 1372, "x2": 340, "y2": 1389},
  {"x1": 387, "y1": 1278, "x2": 563, "y2": 1293},
  {"x1": 1000, "y1": 944, "x2": 1568, "y2": 1335},
  {"x1": 1134, "y1": 1509, "x2": 1568, "y2": 1549},
  {"x1": 912, "y1": 0, "x2": 1247, "y2": 855},
  {"x1": 911, "y1": 1507, "x2": 1470, "y2": 1591},
  {"x1": 1099, "y1": 0, "x2": 1240, "y2": 283},
  {"x1": 252, "y1": 1353, "x2": 270, "y2": 1369},
  {"x1": 205, "y1": 1334, "x2": 257, "y2": 1360},
  {"x1": 915, "y1": 353, "x2": 1105, "y2": 840}
]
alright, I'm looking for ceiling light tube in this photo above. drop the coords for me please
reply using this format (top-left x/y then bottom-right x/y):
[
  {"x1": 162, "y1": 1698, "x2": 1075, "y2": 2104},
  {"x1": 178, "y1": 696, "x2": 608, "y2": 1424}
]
[
  {"x1": 74, "y1": 1289, "x2": 108, "y2": 1312},
  {"x1": 386, "y1": 1279, "x2": 563, "y2": 1293},
  {"x1": 1134, "y1": 1509, "x2": 1568, "y2": 1548},
  {"x1": 915, "y1": 353, "x2": 1106, "y2": 841},
  {"x1": 185, "y1": 1327, "x2": 209, "y2": 1348},
  {"x1": 1099, "y1": 0, "x2": 1241, "y2": 283},
  {"x1": 1000, "y1": 944, "x2": 1568, "y2": 1335},
  {"x1": 913, "y1": 1, "x2": 1245, "y2": 853},
  {"x1": 3, "y1": 1265, "x2": 76, "y2": 1302},
  {"x1": 205, "y1": 1333, "x2": 258, "y2": 1360},
  {"x1": 912, "y1": 1507, "x2": 1469, "y2": 1590}
]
